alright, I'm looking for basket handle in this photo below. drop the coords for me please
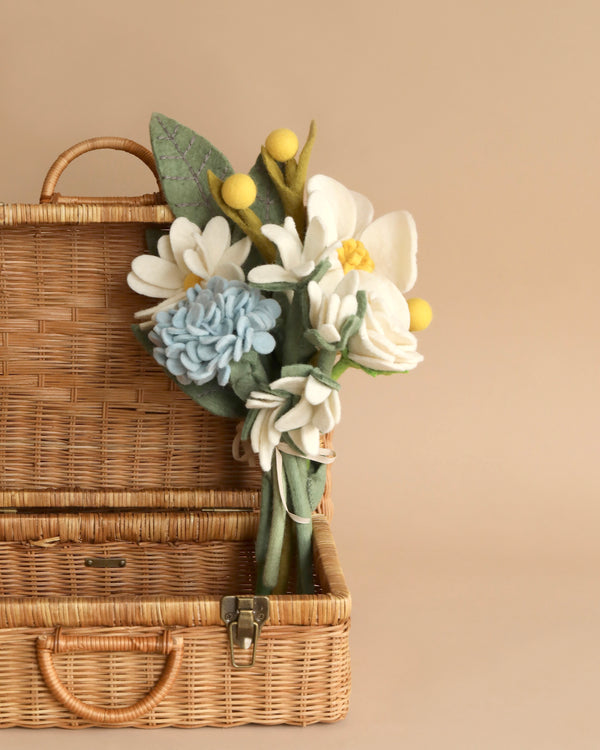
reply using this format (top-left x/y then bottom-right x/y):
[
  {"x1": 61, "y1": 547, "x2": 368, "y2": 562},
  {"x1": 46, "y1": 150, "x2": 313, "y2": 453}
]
[
  {"x1": 36, "y1": 629, "x2": 183, "y2": 724},
  {"x1": 39, "y1": 137, "x2": 165, "y2": 206}
]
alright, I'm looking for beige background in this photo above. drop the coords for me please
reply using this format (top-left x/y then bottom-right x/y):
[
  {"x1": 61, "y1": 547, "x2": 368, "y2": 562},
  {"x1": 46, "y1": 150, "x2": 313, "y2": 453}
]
[{"x1": 1, "y1": 0, "x2": 599, "y2": 747}]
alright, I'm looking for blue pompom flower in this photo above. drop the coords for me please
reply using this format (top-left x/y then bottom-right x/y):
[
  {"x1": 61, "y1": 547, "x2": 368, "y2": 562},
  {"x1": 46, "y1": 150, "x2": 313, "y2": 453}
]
[{"x1": 149, "y1": 277, "x2": 281, "y2": 387}]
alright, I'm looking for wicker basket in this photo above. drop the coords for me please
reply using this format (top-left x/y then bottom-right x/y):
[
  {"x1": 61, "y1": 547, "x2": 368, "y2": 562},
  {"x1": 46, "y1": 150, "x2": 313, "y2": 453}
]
[{"x1": 0, "y1": 138, "x2": 350, "y2": 727}]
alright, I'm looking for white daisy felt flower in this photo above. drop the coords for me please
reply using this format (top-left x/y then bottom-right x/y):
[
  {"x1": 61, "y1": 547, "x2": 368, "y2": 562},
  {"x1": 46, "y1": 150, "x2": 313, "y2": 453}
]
[
  {"x1": 247, "y1": 215, "x2": 336, "y2": 287},
  {"x1": 306, "y1": 174, "x2": 417, "y2": 294},
  {"x1": 336, "y1": 271, "x2": 423, "y2": 372},
  {"x1": 127, "y1": 215, "x2": 251, "y2": 323}
]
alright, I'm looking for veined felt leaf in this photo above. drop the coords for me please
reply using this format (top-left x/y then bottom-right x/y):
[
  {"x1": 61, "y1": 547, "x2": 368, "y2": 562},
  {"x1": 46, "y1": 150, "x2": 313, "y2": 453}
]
[
  {"x1": 249, "y1": 154, "x2": 285, "y2": 225},
  {"x1": 132, "y1": 324, "x2": 245, "y2": 418},
  {"x1": 150, "y1": 113, "x2": 234, "y2": 228}
]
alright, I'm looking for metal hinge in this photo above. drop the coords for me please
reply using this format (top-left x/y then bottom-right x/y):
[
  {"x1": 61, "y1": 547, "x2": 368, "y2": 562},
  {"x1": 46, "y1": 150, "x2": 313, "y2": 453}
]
[{"x1": 221, "y1": 595, "x2": 269, "y2": 669}]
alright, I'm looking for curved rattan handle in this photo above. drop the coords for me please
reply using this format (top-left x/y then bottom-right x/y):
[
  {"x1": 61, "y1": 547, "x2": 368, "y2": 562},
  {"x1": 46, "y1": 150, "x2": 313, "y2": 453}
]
[
  {"x1": 36, "y1": 629, "x2": 183, "y2": 724},
  {"x1": 39, "y1": 137, "x2": 164, "y2": 206}
]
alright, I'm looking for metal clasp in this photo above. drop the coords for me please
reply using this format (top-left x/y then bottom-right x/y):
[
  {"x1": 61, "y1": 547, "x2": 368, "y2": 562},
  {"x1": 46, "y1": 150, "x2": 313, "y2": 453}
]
[{"x1": 220, "y1": 595, "x2": 269, "y2": 669}]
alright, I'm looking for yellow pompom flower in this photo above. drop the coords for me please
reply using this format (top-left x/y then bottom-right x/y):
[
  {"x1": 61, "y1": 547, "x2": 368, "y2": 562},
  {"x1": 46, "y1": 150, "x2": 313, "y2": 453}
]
[
  {"x1": 221, "y1": 174, "x2": 257, "y2": 210},
  {"x1": 407, "y1": 298, "x2": 432, "y2": 331},
  {"x1": 265, "y1": 128, "x2": 299, "y2": 162}
]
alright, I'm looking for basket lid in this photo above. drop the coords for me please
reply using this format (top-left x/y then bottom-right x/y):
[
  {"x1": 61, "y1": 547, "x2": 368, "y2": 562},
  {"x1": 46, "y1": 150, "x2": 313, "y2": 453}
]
[{"x1": 0, "y1": 138, "x2": 263, "y2": 510}]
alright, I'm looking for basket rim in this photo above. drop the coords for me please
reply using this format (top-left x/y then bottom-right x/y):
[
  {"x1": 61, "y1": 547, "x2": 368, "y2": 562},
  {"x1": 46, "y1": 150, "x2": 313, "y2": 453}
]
[
  {"x1": 0, "y1": 202, "x2": 174, "y2": 226},
  {"x1": 0, "y1": 516, "x2": 351, "y2": 627}
]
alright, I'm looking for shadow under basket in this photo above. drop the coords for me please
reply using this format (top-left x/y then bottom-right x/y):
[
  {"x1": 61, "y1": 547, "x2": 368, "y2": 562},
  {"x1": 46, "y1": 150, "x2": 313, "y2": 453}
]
[{"x1": 0, "y1": 510, "x2": 350, "y2": 728}]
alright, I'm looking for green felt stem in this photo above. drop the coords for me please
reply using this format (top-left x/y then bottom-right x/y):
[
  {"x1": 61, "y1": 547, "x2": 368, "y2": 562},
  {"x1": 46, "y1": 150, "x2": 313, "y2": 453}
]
[
  {"x1": 260, "y1": 459, "x2": 287, "y2": 594},
  {"x1": 273, "y1": 517, "x2": 293, "y2": 594},
  {"x1": 317, "y1": 349, "x2": 338, "y2": 377},
  {"x1": 254, "y1": 472, "x2": 273, "y2": 595},
  {"x1": 332, "y1": 357, "x2": 352, "y2": 380},
  {"x1": 260, "y1": 147, "x2": 305, "y2": 237},
  {"x1": 283, "y1": 453, "x2": 315, "y2": 595}
]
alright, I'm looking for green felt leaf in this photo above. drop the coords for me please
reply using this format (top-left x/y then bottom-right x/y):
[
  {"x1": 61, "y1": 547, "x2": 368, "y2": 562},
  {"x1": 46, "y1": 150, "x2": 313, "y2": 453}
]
[
  {"x1": 150, "y1": 113, "x2": 234, "y2": 228},
  {"x1": 249, "y1": 154, "x2": 285, "y2": 226},
  {"x1": 229, "y1": 350, "x2": 270, "y2": 403},
  {"x1": 132, "y1": 324, "x2": 245, "y2": 418}
]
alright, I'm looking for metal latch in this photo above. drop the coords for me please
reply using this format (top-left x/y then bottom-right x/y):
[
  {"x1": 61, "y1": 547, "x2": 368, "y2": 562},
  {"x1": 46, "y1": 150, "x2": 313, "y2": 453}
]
[{"x1": 221, "y1": 595, "x2": 269, "y2": 669}]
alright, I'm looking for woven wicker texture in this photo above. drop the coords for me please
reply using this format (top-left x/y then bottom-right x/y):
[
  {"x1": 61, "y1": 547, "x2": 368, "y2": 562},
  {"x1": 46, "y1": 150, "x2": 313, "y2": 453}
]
[
  {"x1": 0, "y1": 513, "x2": 351, "y2": 726},
  {"x1": 0, "y1": 621, "x2": 351, "y2": 727}
]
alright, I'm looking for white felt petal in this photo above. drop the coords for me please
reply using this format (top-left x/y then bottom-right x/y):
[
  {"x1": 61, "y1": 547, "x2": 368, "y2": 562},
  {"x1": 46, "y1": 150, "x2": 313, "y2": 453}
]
[
  {"x1": 248, "y1": 265, "x2": 297, "y2": 285},
  {"x1": 169, "y1": 217, "x2": 202, "y2": 273},
  {"x1": 313, "y1": 400, "x2": 334, "y2": 434},
  {"x1": 334, "y1": 269, "x2": 360, "y2": 298},
  {"x1": 261, "y1": 224, "x2": 303, "y2": 270},
  {"x1": 359, "y1": 210, "x2": 418, "y2": 293},
  {"x1": 200, "y1": 216, "x2": 231, "y2": 256},
  {"x1": 131, "y1": 256, "x2": 183, "y2": 289},
  {"x1": 306, "y1": 191, "x2": 338, "y2": 248},
  {"x1": 303, "y1": 216, "x2": 328, "y2": 263},
  {"x1": 157, "y1": 235, "x2": 175, "y2": 262},
  {"x1": 127, "y1": 272, "x2": 175, "y2": 299},
  {"x1": 318, "y1": 265, "x2": 345, "y2": 296},
  {"x1": 183, "y1": 249, "x2": 208, "y2": 278},
  {"x1": 275, "y1": 399, "x2": 313, "y2": 432},
  {"x1": 319, "y1": 323, "x2": 341, "y2": 343},
  {"x1": 269, "y1": 376, "x2": 306, "y2": 395},
  {"x1": 133, "y1": 292, "x2": 186, "y2": 319},
  {"x1": 307, "y1": 281, "x2": 323, "y2": 328},
  {"x1": 307, "y1": 175, "x2": 357, "y2": 241},
  {"x1": 304, "y1": 376, "x2": 333, "y2": 406},
  {"x1": 283, "y1": 216, "x2": 300, "y2": 242},
  {"x1": 338, "y1": 293, "x2": 358, "y2": 321},
  {"x1": 299, "y1": 423, "x2": 320, "y2": 457},
  {"x1": 350, "y1": 190, "x2": 375, "y2": 237},
  {"x1": 214, "y1": 262, "x2": 245, "y2": 282},
  {"x1": 223, "y1": 236, "x2": 251, "y2": 267}
]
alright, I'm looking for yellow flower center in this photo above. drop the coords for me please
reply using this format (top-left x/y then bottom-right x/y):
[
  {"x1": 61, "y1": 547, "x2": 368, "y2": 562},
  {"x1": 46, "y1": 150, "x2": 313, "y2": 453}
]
[
  {"x1": 337, "y1": 239, "x2": 375, "y2": 274},
  {"x1": 183, "y1": 272, "x2": 203, "y2": 290}
]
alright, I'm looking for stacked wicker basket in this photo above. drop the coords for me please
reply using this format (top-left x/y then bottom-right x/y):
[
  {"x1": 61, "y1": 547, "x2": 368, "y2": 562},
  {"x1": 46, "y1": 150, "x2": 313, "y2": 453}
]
[{"x1": 0, "y1": 139, "x2": 350, "y2": 727}]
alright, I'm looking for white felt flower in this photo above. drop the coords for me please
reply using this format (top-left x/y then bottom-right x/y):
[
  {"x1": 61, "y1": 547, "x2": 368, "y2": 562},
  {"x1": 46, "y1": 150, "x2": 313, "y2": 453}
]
[
  {"x1": 271, "y1": 374, "x2": 341, "y2": 457},
  {"x1": 246, "y1": 374, "x2": 341, "y2": 471},
  {"x1": 127, "y1": 216, "x2": 251, "y2": 322},
  {"x1": 337, "y1": 271, "x2": 423, "y2": 372},
  {"x1": 247, "y1": 215, "x2": 336, "y2": 287},
  {"x1": 306, "y1": 174, "x2": 417, "y2": 294},
  {"x1": 307, "y1": 276, "x2": 359, "y2": 344}
]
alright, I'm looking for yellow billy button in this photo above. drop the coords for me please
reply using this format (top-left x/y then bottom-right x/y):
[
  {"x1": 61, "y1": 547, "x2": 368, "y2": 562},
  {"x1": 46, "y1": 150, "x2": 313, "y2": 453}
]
[
  {"x1": 337, "y1": 239, "x2": 375, "y2": 274},
  {"x1": 221, "y1": 174, "x2": 257, "y2": 210},
  {"x1": 183, "y1": 272, "x2": 203, "y2": 290},
  {"x1": 407, "y1": 298, "x2": 433, "y2": 331},
  {"x1": 265, "y1": 128, "x2": 299, "y2": 162}
]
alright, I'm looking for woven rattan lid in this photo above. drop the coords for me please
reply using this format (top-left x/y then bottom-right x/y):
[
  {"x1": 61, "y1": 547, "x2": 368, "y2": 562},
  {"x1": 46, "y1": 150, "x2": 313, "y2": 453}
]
[{"x1": 0, "y1": 138, "x2": 265, "y2": 510}]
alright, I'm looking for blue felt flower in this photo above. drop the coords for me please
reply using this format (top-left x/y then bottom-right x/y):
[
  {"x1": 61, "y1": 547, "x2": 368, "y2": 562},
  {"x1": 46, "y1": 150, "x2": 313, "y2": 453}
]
[{"x1": 149, "y1": 277, "x2": 281, "y2": 387}]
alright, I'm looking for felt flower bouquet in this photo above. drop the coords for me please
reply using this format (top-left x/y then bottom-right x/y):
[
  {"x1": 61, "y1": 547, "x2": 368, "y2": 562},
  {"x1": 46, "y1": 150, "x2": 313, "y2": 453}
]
[{"x1": 128, "y1": 114, "x2": 432, "y2": 595}]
